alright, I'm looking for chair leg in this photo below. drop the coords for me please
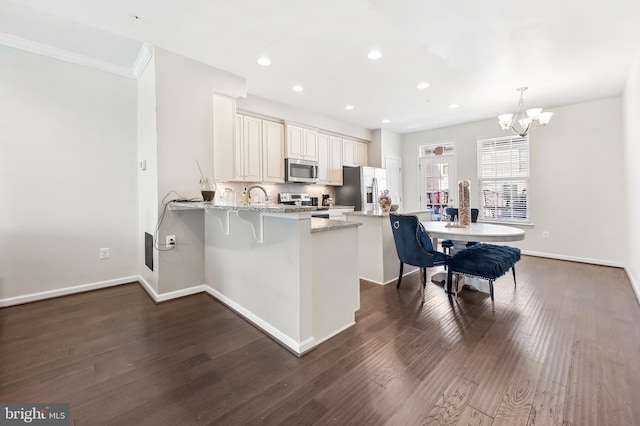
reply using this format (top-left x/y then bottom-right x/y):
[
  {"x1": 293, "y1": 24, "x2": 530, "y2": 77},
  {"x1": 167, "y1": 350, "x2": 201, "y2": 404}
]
[
  {"x1": 397, "y1": 263, "x2": 404, "y2": 288},
  {"x1": 512, "y1": 265, "x2": 517, "y2": 286},
  {"x1": 447, "y1": 269, "x2": 453, "y2": 297},
  {"x1": 489, "y1": 279, "x2": 495, "y2": 312},
  {"x1": 455, "y1": 274, "x2": 459, "y2": 299},
  {"x1": 422, "y1": 268, "x2": 427, "y2": 287}
]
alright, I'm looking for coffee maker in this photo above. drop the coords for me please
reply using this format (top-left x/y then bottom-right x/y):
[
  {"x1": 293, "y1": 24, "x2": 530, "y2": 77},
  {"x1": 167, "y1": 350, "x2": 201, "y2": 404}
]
[{"x1": 322, "y1": 194, "x2": 330, "y2": 207}]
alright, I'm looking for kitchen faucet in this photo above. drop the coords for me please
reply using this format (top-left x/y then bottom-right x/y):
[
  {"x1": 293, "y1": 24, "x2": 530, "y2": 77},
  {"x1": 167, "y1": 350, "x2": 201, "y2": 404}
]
[{"x1": 246, "y1": 185, "x2": 269, "y2": 205}]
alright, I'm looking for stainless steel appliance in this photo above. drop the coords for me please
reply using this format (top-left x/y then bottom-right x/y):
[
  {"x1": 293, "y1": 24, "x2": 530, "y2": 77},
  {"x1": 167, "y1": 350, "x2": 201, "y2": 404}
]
[
  {"x1": 335, "y1": 166, "x2": 387, "y2": 212},
  {"x1": 278, "y1": 192, "x2": 329, "y2": 218},
  {"x1": 285, "y1": 158, "x2": 318, "y2": 183}
]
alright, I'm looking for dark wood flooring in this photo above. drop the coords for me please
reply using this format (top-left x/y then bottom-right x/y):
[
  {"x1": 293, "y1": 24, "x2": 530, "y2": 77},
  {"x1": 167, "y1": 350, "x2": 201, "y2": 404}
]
[{"x1": 1, "y1": 256, "x2": 639, "y2": 425}]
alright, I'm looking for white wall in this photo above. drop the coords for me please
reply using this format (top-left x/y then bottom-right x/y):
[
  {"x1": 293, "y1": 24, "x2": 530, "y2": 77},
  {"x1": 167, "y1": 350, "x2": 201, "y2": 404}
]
[
  {"x1": 402, "y1": 97, "x2": 627, "y2": 266},
  {"x1": 237, "y1": 95, "x2": 371, "y2": 142},
  {"x1": 0, "y1": 45, "x2": 138, "y2": 302},
  {"x1": 137, "y1": 51, "x2": 159, "y2": 292},
  {"x1": 623, "y1": 47, "x2": 640, "y2": 300},
  {"x1": 152, "y1": 48, "x2": 246, "y2": 294}
]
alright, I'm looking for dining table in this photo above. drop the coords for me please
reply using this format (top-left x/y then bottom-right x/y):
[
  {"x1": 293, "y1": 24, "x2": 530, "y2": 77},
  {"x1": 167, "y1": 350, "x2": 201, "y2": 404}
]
[{"x1": 421, "y1": 221, "x2": 525, "y2": 293}]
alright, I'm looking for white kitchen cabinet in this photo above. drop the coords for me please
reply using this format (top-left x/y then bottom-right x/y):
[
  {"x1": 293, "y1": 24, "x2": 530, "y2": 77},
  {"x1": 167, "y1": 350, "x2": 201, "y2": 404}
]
[
  {"x1": 317, "y1": 133, "x2": 330, "y2": 184},
  {"x1": 262, "y1": 120, "x2": 285, "y2": 183},
  {"x1": 318, "y1": 134, "x2": 343, "y2": 185},
  {"x1": 212, "y1": 93, "x2": 237, "y2": 182},
  {"x1": 329, "y1": 136, "x2": 343, "y2": 185},
  {"x1": 285, "y1": 123, "x2": 318, "y2": 161},
  {"x1": 234, "y1": 114, "x2": 262, "y2": 182},
  {"x1": 343, "y1": 138, "x2": 368, "y2": 167}
]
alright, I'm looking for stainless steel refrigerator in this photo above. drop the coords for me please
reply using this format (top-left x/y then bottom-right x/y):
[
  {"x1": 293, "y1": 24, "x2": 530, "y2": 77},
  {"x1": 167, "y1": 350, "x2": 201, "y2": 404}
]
[{"x1": 335, "y1": 166, "x2": 387, "y2": 212}]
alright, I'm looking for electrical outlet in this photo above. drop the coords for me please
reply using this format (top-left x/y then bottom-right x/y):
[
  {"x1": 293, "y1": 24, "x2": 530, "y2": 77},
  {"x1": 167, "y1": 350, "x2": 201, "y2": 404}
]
[
  {"x1": 166, "y1": 235, "x2": 176, "y2": 247},
  {"x1": 99, "y1": 248, "x2": 110, "y2": 259},
  {"x1": 542, "y1": 231, "x2": 550, "y2": 239}
]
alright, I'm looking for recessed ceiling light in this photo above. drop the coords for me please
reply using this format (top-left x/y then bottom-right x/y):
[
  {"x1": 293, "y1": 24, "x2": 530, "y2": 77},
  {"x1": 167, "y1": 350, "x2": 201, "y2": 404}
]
[
  {"x1": 345, "y1": 105, "x2": 354, "y2": 110},
  {"x1": 367, "y1": 50, "x2": 382, "y2": 60},
  {"x1": 257, "y1": 57, "x2": 271, "y2": 66},
  {"x1": 382, "y1": 119, "x2": 390, "y2": 124},
  {"x1": 449, "y1": 104, "x2": 459, "y2": 109},
  {"x1": 292, "y1": 85, "x2": 304, "y2": 92},
  {"x1": 417, "y1": 82, "x2": 430, "y2": 89},
  {"x1": 130, "y1": 14, "x2": 144, "y2": 22}
]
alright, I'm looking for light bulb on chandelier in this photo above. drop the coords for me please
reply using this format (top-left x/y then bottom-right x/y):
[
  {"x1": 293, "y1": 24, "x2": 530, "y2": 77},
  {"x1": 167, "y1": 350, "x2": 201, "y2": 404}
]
[{"x1": 498, "y1": 87, "x2": 553, "y2": 137}]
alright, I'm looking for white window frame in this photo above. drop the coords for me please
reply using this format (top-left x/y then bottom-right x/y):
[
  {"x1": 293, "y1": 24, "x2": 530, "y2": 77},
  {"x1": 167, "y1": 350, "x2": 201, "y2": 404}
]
[{"x1": 477, "y1": 135, "x2": 530, "y2": 224}]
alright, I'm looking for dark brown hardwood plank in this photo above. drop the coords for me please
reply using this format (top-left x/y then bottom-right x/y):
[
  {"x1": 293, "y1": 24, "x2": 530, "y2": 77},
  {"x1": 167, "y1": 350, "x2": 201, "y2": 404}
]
[
  {"x1": 0, "y1": 256, "x2": 639, "y2": 425},
  {"x1": 526, "y1": 378, "x2": 567, "y2": 426},
  {"x1": 492, "y1": 357, "x2": 542, "y2": 425},
  {"x1": 455, "y1": 406, "x2": 493, "y2": 425},
  {"x1": 421, "y1": 375, "x2": 477, "y2": 425}
]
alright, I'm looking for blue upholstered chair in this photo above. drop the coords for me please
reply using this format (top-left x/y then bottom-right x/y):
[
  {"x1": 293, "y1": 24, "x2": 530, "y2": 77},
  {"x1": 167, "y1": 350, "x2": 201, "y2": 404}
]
[
  {"x1": 447, "y1": 244, "x2": 521, "y2": 311},
  {"x1": 441, "y1": 208, "x2": 480, "y2": 254},
  {"x1": 389, "y1": 213, "x2": 450, "y2": 295}
]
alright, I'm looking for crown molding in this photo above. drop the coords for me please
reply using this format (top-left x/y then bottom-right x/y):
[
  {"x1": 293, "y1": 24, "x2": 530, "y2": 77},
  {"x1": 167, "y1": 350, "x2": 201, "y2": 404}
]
[
  {"x1": 0, "y1": 31, "x2": 137, "y2": 79},
  {"x1": 131, "y1": 42, "x2": 154, "y2": 79}
]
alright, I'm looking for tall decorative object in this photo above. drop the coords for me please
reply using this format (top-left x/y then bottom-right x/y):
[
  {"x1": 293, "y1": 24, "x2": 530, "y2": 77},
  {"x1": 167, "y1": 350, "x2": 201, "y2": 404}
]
[{"x1": 458, "y1": 180, "x2": 471, "y2": 226}]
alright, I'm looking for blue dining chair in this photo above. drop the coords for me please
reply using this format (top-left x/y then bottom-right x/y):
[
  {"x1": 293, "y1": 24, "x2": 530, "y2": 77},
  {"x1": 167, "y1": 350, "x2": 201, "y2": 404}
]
[
  {"x1": 389, "y1": 213, "x2": 450, "y2": 296},
  {"x1": 441, "y1": 208, "x2": 479, "y2": 254}
]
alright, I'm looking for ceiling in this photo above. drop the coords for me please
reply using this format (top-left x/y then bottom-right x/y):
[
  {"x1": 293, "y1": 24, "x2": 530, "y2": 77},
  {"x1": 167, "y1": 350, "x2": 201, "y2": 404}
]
[{"x1": 3, "y1": 0, "x2": 640, "y2": 134}]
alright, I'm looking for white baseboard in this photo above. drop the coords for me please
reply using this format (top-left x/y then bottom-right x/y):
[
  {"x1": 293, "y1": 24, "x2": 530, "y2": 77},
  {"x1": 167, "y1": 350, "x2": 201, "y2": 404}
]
[
  {"x1": 363, "y1": 266, "x2": 420, "y2": 286},
  {"x1": 624, "y1": 266, "x2": 640, "y2": 305},
  {"x1": 0, "y1": 276, "x2": 138, "y2": 308},
  {"x1": 205, "y1": 286, "x2": 314, "y2": 356},
  {"x1": 522, "y1": 250, "x2": 625, "y2": 268},
  {"x1": 313, "y1": 321, "x2": 356, "y2": 347},
  {"x1": 137, "y1": 276, "x2": 207, "y2": 303}
]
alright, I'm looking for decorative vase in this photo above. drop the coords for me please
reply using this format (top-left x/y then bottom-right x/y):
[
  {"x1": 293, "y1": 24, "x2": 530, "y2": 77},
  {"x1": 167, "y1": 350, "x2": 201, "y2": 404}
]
[
  {"x1": 458, "y1": 180, "x2": 471, "y2": 226},
  {"x1": 200, "y1": 177, "x2": 217, "y2": 202},
  {"x1": 379, "y1": 190, "x2": 392, "y2": 212}
]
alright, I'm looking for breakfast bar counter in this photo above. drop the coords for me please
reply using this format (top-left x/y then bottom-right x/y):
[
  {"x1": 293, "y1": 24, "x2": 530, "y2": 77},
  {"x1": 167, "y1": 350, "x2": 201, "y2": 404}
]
[{"x1": 167, "y1": 201, "x2": 361, "y2": 356}]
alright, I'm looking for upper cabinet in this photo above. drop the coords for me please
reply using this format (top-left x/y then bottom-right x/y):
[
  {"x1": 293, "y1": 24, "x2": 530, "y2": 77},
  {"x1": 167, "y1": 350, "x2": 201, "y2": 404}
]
[
  {"x1": 212, "y1": 93, "x2": 237, "y2": 182},
  {"x1": 262, "y1": 120, "x2": 285, "y2": 183},
  {"x1": 285, "y1": 123, "x2": 318, "y2": 161},
  {"x1": 233, "y1": 114, "x2": 285, "y2": 183},
  {"x1": 343, "y1": 138, "x2": 368, "y2": 167},
  {"x1": 318, "y1": 134, "x2": 344, "y2": 186},
  {"x1": 234, "y1": 114, "x2": 262, "y2": 182}
]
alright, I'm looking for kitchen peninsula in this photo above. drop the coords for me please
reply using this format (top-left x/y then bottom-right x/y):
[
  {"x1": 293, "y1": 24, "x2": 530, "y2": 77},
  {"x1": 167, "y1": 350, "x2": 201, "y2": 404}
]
[
  {"x1": 345, "y1": 209, "x2": 432, "y2": 285},
  {"x1": 168, "y1": 201, "x2": 361, "y2": 356}
]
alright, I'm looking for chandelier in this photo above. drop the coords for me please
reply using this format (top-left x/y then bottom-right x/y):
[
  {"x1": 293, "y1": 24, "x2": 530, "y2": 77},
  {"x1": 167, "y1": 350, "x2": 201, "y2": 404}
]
[{"x1": 498, "y1": 87, "x2": 553, "y2": 137}]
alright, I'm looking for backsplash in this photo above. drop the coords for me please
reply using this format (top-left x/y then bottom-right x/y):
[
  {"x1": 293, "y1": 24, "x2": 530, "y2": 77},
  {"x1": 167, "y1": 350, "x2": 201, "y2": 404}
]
[{"x1": 213, "y1": 181, "x2": 336, "y2": 205}]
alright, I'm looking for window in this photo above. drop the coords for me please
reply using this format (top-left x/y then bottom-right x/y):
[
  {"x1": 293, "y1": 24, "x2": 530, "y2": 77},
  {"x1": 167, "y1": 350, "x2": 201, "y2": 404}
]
[
  {"x1": 477, "y1": 135, "x2": 529, "y2": 223},
  {"x1": 419, "y1": 143, "x2": 455, "y2": 215}
]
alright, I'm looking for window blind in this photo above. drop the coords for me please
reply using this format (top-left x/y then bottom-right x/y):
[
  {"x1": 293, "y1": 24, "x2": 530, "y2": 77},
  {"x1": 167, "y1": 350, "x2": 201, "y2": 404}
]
[{"x1": 477, "y1": 135, "x2": 529, "y2": 223}]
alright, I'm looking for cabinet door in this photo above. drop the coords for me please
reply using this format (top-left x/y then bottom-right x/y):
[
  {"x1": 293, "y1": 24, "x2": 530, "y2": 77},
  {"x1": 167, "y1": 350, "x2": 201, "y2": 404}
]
[
  {"x1": 262, "y1": 120, "x2": 284, "y2": 183},
  {"x1": 303, "y1": 128, "x2": 318, "y2": 161},
  {"x1": 234, "y1": 114, "x2": 245, "y2": 180},
  {"x1": 317, "y1": 133, "x2": 330, "y2": 184},
  {"x1": 213, "y1": 93, "x2": 236, "y2": 182},
  {"x1": 243, "y1": 116, "x2": 262, "y2": 182},
  {"x1": 329, "y1": 136, "x2": 343, "y2": 185},
  {"x1": 355, "y1": 141, "x2": 368, "y2": 166},
  {"x1": 286, "y1": 124, "x2": 304, "y2": 159},
  {"x1": 342, "y1": 138, "x2": 355, "y2": 166}
]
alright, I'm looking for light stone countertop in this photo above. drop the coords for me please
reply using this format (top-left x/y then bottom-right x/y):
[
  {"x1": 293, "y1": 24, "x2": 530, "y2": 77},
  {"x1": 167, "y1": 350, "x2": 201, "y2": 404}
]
[
  {"x1": 310, "y1": 218, "x2": 362, "y2": 233},
  {"x1": 345, "y1": 209, "x2": 432, "y2": 218},
  {"x1": 168, "y1": 201, "x2": 317, "y2": 213}
]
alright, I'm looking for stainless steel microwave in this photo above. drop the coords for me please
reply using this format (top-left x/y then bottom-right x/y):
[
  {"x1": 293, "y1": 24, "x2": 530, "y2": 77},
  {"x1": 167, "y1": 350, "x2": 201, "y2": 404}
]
[{"x1": 285, "y1": 158, "x2": 318, "y2": 183}]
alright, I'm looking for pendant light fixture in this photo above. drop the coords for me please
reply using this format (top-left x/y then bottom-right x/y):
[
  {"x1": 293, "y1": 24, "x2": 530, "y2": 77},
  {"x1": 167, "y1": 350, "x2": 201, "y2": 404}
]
[{"x1": 498, "y1": 87, "x2": 553, "y2": 137}]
